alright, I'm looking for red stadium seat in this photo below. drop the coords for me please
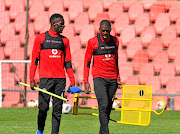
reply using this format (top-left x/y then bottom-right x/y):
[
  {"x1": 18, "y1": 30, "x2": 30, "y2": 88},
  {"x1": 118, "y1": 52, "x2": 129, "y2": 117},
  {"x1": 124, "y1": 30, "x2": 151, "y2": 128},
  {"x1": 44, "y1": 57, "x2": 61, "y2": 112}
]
[
  {"x1": 122, "y1": 0, "x2": 137, "y2": 10},
  {"x1": 29, "y1": 0, "x2": 44, "y2": 21},
  {"x1": 83, "y1": 0, "x2": 96, "y2": 9},
  {"x1": 166, "y1": 77, "x2": 180, "y2": 94},
  {"x1": 68, "y1": 0, "x2": 83, "y2": 21},
  {"x1": 79, "y1": 24, "x2": 95, "y2": 47},
  {"x1": 114, "y1": 13, "x2": 129, "y2": 35},
  {"x1": 154, "y1": 13, "x2": 170, "y2": 34},
  {"x1": 62, "y1": 24, "x2": 75, "y2": 38},
  {"x1": 168, "y1": 38, "x2": 180, "y2": 60},
  {"x1": 34, "y1": 11, "x2": 49, "y2": 33},
  {"x1": 14, "y1": 11, "x2": 26, "y2": 33},
  {"x1": 153, "y1": 51, "x2": 169, "y2": 72},
  {"x1": 148, "y1": 38, "x2": 163, "y2": 59},
  {"x1": 10, "y1": 47, "x2": 25, "y2": 60},
  {"x1": 9, "y1": 0, "x2": 24, "y2": 20},
  {"x1": 125, "y1": 75, "x2": 139, "y2": 85},
  {"x1": 118, "y1": 49, "x2": 127, "y2": 65},
  {"x1": 5, "y1": 0, "x2": 14, "y2": 8},
  {"x1": 120, "y1": 25, "x2": 135, "y2": 47},
  {"x1": 128, "y1": 3, "x2": 144, "y2": 21},
  {"x1": 0, "y1": 0, "x2": 5, "y2": 12},
  {"x1": 150, "y1": 3, "x2": 166, "y2": 22},
  {"x1": 176, "y1": 18, "x2": 180, "y2": 35},
  {"x1": 48, "y1": 0, "x2": 64, "y2": 17},
  {"x1": 174, "y1": 54, "x2": 180, "y2": 73},
  {"x1": 132, "y1": 50, "x2": 149, "y2": 72},
  {"x1": 141, "y1": 0, "x2": 156, "y2": 10},
  {"x1": 94, "y1": 13, "x2": 109, "y2": 34},
  {"x1": 40, "y1": 23, "x2": 50, "y2": 33},
  {"x1": 74, "y1": 12, "x2": 89, "y2": 34},
  {"x1": 169, "y1": 4, "x2": 180, "y2": 22},
  {"x1": 42, "y1": 0, "x2": 53, "y2": 9},
  {"x1": 0, "y1": 47, "x2": 5, "y2": 60},
  {"x1": 119, "y1": 62, "x2": 133, "y2": 83},
  {"x1": 162, "y1": 0, "x2": 178, "y2": 10},
  {"x1": 141, "y1": 26, "x2": 156, "y2": 47},
  {"x1": 27, "y1": 37, "x2": 35, "y2": 58},
  {"x1": 146, "y1": 76, "x2": 161, "y2": 93},
  {"x1": 108, "y1": 2, "x2": 123, "y2": 22},
  {"x1": 69, "y1": 36, "x2": 81, "y2": 54},
  {"x1": 161, "y1": 26, "x2": 176, "y2": 48},
  {"x1": 139, "y1": 63, "x2": 154, "y2": 85},
  {"x1": 1, "y1": 23, "x2": 15, "y2": 45},
  {"x1": 0, "y1": 11, "x2": 9, "y2": 32},
  {"x1": 26, "y1": 92, "x2": 38, "y2": 102},
  {"x1": 134, "y1": 13, "x2": 150, "y2": 35},
  {"x1": 126, "y1": 37, "x2": 142, "y2": 59},
  {"x1": 174, "y1": 91, "x2": 180, "y2": 110},
  {"x1": 159, "y1": 64, "x2": 175, "y2": 86},
  {"x1": 103, "y1": 1, "x2": 112, "y2": 10},
  {"x1": 88, "y1": 1, "x2": 103, "y2": 21}
]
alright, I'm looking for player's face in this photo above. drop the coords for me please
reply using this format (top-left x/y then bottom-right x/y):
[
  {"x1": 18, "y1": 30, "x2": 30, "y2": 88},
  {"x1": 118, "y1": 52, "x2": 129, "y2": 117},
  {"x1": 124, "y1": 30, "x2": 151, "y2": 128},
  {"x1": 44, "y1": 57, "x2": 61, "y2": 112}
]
[
  {"x1": 99, "y1": 26, "x2": 111, "y2": 39},
  {"x1": 53, "y1": 17, "x2": 65, "y2": 33}
]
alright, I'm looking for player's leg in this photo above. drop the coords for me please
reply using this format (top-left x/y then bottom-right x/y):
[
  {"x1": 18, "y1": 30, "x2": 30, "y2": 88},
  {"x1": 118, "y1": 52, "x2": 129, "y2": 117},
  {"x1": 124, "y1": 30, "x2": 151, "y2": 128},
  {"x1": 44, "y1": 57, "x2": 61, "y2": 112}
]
[
  {"x1": 94, "y1": 77, "x2": 109, "y2": 134},
  {"x1": 51, "y1": 78, "x2": 66, "y2": 134},
  {"x1": 38, "y1": 78, "x2": 53, "y2": 133}
]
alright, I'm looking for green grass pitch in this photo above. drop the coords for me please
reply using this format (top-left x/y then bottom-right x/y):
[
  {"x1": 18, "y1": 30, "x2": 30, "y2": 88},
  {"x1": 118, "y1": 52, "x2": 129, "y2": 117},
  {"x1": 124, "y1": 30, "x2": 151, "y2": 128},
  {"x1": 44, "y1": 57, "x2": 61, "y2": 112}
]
[{"x1": 0, "y1": 108, "x2": 180, "y2": 134}]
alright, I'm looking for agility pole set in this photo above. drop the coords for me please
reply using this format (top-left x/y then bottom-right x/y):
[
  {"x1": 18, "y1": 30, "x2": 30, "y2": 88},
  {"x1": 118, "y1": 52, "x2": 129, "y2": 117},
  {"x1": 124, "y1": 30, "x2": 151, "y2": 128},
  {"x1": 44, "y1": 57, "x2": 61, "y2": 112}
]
[{"x1": 73, "y1": 85, "x2": 166, "y2": 126}]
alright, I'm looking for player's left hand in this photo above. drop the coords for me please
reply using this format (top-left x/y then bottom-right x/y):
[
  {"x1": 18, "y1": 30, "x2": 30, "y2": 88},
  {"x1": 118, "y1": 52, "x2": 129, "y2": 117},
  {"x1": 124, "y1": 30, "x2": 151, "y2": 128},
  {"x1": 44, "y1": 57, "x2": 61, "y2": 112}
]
[{"x1": 117, "y1": 81, "x2": 123, "y2": 89}]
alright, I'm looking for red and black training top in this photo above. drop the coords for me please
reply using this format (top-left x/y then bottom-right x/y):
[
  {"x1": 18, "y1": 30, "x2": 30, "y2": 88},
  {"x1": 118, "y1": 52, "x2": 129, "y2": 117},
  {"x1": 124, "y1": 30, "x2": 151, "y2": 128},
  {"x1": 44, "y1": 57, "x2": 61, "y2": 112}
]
[
  {"x1": 30, "y1": 30, "x2": 75, "y2": 85},
  {"x1": 83, "y1": 34, "x2": 120, "y2": 84}
]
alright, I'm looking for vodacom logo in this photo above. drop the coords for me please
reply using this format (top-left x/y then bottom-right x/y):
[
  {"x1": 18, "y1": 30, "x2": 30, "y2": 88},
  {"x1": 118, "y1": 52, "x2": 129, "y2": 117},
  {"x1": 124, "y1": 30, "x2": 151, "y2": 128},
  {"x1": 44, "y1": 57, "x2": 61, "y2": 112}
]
[
  {"x1": 52, "y1": 49, "x2": 58, "y2": 55},
  {"x1": 49, "y1": 49, "x2": 61, "y2": 58}
]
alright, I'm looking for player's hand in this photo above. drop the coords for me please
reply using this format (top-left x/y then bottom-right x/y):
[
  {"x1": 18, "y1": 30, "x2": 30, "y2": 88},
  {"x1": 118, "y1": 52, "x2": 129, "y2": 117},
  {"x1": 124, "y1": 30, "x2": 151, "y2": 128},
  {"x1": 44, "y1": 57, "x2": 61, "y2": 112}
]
[
  {"x1": 117, "y1": 81, "x2": 123, "y2": 89},
  {"x1": 30, "y1": 81, "x2": 37, "y2": 90},
  {"x1": 84, "y1": 83, "x2": 91, "y2": 94}
]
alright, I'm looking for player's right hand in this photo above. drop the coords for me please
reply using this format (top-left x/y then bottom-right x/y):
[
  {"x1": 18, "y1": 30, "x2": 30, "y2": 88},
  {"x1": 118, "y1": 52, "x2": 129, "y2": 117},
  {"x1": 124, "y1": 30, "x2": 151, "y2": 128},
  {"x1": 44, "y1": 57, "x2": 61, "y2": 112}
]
[
  {"x1": 30, "y1": 81, "x2": 37, "y2": 90},
  {"x1": 84, "y1": 83, "x2": 91, "y2": 94}
]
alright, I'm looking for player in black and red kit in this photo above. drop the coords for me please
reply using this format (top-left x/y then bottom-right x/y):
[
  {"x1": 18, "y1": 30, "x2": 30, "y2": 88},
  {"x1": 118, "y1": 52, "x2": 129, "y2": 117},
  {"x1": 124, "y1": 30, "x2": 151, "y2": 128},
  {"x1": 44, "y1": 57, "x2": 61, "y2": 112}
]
[
  {"x1": 83, "y1": 20, "x2": 122, "y2": 134},
  {"x1": 30, "y1": 14, "x2": 75, "y2": 134}
]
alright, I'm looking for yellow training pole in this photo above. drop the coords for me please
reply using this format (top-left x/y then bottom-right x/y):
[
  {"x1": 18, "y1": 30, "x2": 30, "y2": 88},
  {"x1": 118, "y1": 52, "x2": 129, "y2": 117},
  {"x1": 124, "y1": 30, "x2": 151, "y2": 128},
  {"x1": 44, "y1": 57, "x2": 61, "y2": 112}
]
[{"x1": 18, "y1": 82, "x2": 68, "y2": 101}]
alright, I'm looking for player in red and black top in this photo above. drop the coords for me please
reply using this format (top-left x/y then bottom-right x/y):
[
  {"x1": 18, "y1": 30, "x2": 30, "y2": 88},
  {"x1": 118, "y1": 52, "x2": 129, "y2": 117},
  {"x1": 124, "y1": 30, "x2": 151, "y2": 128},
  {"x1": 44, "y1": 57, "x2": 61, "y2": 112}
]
[
  {"x1": 83, "y1": 20, "x2": 122, "y2": 134},
  {"x1": 30, "y1": 14, "x2": 75, "y2": 134}
]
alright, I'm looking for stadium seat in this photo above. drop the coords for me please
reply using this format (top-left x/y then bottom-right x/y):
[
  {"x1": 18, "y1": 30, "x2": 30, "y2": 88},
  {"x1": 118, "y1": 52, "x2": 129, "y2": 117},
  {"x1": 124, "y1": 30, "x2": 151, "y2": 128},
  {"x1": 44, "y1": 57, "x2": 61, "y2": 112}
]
[
  {"x1": 159, "y1": 64, "x2": 175, "y2": 86},
  {"x1": 125, "y1": 75, "x2": 139, "y2": 85},
  {"x1": 34, "y1": 11, "x2": 49, "y2": 33},
  {"x1": 0, "y1": 0, "x2": 5, "y2": 12},
  {"x1": 152, "y1": 89, "x2": 168, "y2": 110},
  {"x1": 174, "y1": 54, "x2": 180, "y2": 73},
  {"x1": 14, "y1": 11, "x2": 26, "y2": 33},
  {"x1": 176, "y1": 17, "x2": 180, "y2": 35},
  {"x1": 166, "y1": 77, "x2": 180, "y2": 94},
  {"x1": 0, "y1": 23, "x2": 15, "y2": 45},
  {"x1": 62, "y1": 24, "x2": 75, "y2": 38},
  {"x1": 146, "y1": 76, "x2": 161, "y2": 93},
  {"x1": 68, "y1": 0, "x2": 83, "y2": 21},
  {"x1": 126, "y1": 37, "x2": 142, "y2": 59},
  {"x1": 27, "y1": 37, "x2": 35, "y2": 58},
  {"x1": 26, "y1": 92, "x2": 38, "y2": 102},
  {"x1": 114, "y1": 13, "x2": 129, "y2": 35},
  {"x1": 168, "y1": 38, "x2": 180, "y2": 60},
  {"x1": 169, "y1": 4, "x2": 180, "y2": 22},
  {"x1": 88, "y1": 1, "x2": 103, "y2": 21},
  {"x1": 154, "y1": 13, "x2": 170, "y2": 34},
  {"x1": 122, "y1": 0, "x2": 137, "y2": 10},
  {"x1": 139, "y1": 63, "x2": 154, "y2": 85},
  {"x1": 108, "y1": 2, "x2": 123, "y2": 22},
  {"x1": 174, "y1": 91, "x2": 180, "y2": 110},
  {"x1": 4, "y1": 36, "x2": 21, "y2": 58},
  {"x1": 132, "y1": 50, "x2": 149, "y2": 72},
  {"x1": 128, "y1": 3, "x2": 144, "y2": 21},
  {"x1": 161, "y1": 26, "x2": 177, "y2": 48},
  {"x1": 9, "y1": 0, "x2": 24, "y2": 21},
  {"x1": 149, "y1": 3, "x2": 166, "y2": 22},
  {"x1": 79, "y1": 24, "x2": 95, "y2": 47},
  {"x1": 141, "y1": 0, "x2": 156, "y2": 10},
  {"x1": 120, "y1": 25, "x2": 135, "y2": 47},
  {"x1": 74, "y1": 12, "x2": 89, "y2": 34},
  {"x1": 42, "y1": 0, "x2": 53, "y2": 9},
  {"x1": 162, "y1": 0, "x2": 178, "y2": 10},
  {"x1": 0, "y1": 11, "x2": 9, "y2": 32},
  {"x1": 148, "y1": 38, "x2": 163, "y2": 59},
  {"x1": 94, "y1": 13, "x2": 110, "y2": 34},
  {"x1": 10, "y1": 47, "x2": 25, "y2": 60},
  {"x1": 153, "y1": 51, "x2": 169, "y2": 72},
  {"x1": 69, "y1": 36, "x2": 81, "y2": 54},
  {"x1": 40, "y1": 23, "x2": 50, "y2": 33},
  {"x1": 48, "y1": 0, "x2": 64, "y2": 17},
  {"x1": 118, "y1": 49, "x2": 127, "y2": 65},
  {"x1": 82, "y1": 0, "x2": 96, "y2": 9},
  {"x1": 29, "y1": 0, "x2": 44, "y2": 21},
  {"x1": 0, "y1": 47, "x2": 5, "y2": 60},
  {"x1": 119, "y1": 62, "x2": 133, "y2": 83},
  {"x1": 141, "y1": 26, "x2": 156, "y2": 47},
  {"x1": 5, "y1": 0, "x2": 14, "y2": 9},
  {"x1": 134, "y1": 13, "x2": 150, "y2": 35},
  {"x1": 103, "y1": 1, "x2": 112, "y2": 10}
]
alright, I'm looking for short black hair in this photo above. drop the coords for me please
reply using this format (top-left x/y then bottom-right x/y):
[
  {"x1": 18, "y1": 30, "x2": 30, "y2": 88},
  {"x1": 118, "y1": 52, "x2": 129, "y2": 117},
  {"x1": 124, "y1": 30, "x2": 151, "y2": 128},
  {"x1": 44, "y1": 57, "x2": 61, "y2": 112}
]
[
  {"x1": 50, "y1": 13, "x2": 64, "y2": 23},
  {"x1": 100, "y1": 20, "x2": 111, "y2": 27}
]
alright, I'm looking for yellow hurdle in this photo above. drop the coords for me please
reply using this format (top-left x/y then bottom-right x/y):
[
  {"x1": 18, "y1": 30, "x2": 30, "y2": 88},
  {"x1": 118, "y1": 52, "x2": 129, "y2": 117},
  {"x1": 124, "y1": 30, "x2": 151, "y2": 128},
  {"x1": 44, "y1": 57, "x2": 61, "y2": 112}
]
[{"x1": 73, "y1": 85, "x2": 166, "y2": 126}]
